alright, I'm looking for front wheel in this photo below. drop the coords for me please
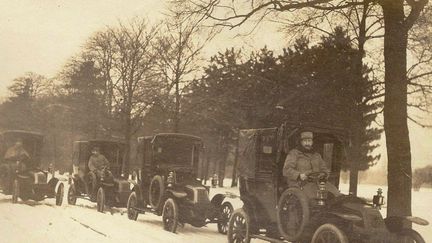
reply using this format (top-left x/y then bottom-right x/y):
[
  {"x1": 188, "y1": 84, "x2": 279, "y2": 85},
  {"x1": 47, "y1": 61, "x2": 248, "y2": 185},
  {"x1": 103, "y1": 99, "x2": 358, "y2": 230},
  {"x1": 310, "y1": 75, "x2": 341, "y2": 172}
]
[
  {"x1": 217, "y1": 201, "x2": 234, "y2": 234},
  {"x1": 67, "y1": 184, "x2": 77, "y2": 205},
  {"x1": 12, "y1": 179, "x2": 19, "y2": 203},
  {"x1": 398, "y1": 229, "x2": 425, "y2": 243},
  {"x1": 96, "y1": 187, "x2": 105, "y2": 213},
  {"x1": 311, "y1": 223, "x2": 348, "y2": 243},
  {"x1": 162, "y1": 198, "x2": 178, "y2": 233},
  {"x1": 277, "y1": 187, "x2": 310, "y2": 241},
  {"x1": 56, "y1": 183, "x2": 64, "y2": 206},
  {"x1": 127, "y1": 191, "x2": 139, "y2": 221},
  {"x1": 227, "y1": 208, "x2": 251, "y2": 243}
]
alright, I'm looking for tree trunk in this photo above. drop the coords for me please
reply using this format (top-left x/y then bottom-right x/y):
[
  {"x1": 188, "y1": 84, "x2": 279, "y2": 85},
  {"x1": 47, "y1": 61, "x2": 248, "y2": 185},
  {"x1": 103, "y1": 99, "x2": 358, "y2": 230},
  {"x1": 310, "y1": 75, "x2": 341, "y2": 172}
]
[
  {"x1": 231, "y1": 135, "x2": 240, "y2": 187},
  {"x1": 380, "y1": 0, "x2": 412, "y2": 218},
  {"x1": 122, "y1": 116, "x2": 132, "y2": 175},
  {"x1": 173, "y1": 78, "x2": 180, "y2": 133},
  {"x1": 348, "y1": 2, "x2": 369, "y2": 197}
]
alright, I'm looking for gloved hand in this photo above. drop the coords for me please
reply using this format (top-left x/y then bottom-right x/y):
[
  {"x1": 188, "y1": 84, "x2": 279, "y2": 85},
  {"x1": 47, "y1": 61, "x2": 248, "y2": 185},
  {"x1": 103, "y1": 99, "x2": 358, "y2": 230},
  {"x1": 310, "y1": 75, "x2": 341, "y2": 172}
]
[{"x1": 299, "y1": 173, "x2": 308, "y2": 181}]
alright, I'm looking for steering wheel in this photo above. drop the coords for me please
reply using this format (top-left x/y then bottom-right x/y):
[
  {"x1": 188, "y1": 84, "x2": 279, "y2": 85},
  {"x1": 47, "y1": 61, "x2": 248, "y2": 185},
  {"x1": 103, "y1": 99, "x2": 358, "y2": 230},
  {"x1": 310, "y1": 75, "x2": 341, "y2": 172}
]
[{"x1": 307, "y1": 172, "x2": 328, "y2": 182}]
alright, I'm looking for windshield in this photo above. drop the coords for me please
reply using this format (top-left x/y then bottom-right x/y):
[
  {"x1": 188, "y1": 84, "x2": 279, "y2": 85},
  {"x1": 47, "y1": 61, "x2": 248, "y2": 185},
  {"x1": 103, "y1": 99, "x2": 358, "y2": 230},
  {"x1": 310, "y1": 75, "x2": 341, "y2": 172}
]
[{"x1": 153, "y1": 136, "x2": 201, "y2": 167}]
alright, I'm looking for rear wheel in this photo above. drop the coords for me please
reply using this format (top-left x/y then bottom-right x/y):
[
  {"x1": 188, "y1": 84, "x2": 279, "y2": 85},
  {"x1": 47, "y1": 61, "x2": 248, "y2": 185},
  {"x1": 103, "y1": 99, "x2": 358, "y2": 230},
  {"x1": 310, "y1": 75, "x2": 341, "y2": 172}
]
[
  {"x1": 55, "y1": 183, "x2": 64, "y2": 206},
  {"x1": 398, "y1": 229, "x2": 425, "y2": 243},
  {"x1": 218, "y1": 201, "x2": 234, "y2": 234},
  {"x1": 227, "y1": 208, "x2": 251, "y2": 243},
  {"x1": 162, "y1": 198, "x2": 178, "y2": 233},
  {"x1": 12, "y1": 179, "x2": 19, "y2": 203},
  {"x1": 67, "y1": 184, "x2": 77, "y2": 205},
  {"x1": 96, "y1": 187, "x2": 105, "y2": 213},
  {"x1": 311, "y1": 223, "x2": 348, "y2": 243},
  {"x1": 127, "y1": 191, "x2": 139, "y2": 221},
  {"x1": 277, "y1": 187, "x2": 310, "y2": 241}
]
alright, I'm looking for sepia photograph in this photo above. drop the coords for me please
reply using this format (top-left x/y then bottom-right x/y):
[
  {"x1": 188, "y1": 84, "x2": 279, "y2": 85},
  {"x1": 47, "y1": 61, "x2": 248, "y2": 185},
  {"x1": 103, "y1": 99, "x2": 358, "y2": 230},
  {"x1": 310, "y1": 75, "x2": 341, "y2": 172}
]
[{"x1": 0, "y1": 0, "x2": 431, "y2": 242}]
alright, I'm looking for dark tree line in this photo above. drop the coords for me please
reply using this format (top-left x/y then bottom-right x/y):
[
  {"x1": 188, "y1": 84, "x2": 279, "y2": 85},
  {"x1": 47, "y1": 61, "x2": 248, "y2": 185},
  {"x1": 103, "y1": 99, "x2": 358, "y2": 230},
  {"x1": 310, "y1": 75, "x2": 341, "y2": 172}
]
[{"x1": 180, "y1": 28, "x2": 382, "y2": 183}]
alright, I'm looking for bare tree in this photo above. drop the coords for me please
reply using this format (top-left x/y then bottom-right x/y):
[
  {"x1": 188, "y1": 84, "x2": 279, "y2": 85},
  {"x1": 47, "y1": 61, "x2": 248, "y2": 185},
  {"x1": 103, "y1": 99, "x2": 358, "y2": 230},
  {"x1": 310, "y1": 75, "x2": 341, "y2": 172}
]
[
  {"x1": 8, "y1": 72, "x2": 52, "y2": 99},
  {"x1": 155, "y1": 4, "x2": 217, "y2": 132},
  {"x1": 85, "y1": 19, "x2": 163, "y2": 172},
  {"x1": 184, "y1": 0, "x2": 429, "y2": 219}
]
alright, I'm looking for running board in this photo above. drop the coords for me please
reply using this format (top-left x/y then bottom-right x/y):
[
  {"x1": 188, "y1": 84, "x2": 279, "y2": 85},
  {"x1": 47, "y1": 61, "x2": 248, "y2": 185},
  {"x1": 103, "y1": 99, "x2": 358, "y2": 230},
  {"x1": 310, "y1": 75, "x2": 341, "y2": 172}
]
[{"x1": 251, "y1": 234, "x2": 287, "y2": 243}]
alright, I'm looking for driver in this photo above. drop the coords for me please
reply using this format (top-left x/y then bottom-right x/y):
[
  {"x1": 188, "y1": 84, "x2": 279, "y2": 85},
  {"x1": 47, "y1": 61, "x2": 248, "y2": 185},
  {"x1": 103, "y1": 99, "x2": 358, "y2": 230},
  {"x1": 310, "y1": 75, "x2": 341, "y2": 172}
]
[
  {"x1": 4, "y1": 139, "x2": 30, "y2": 170},
  {"x1": 283, "y1": 130, "x2": 329, "y2": 186},
  {"x1": 88, "y1": 146, "x2": 109, "y2": 177}
]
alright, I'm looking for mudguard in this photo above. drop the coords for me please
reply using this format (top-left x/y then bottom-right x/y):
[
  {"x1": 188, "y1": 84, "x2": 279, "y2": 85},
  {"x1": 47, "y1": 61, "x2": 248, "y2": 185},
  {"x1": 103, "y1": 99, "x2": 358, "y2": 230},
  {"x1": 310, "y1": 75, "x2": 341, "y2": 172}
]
[
  {"x1": 17, "y1": 174, "x2": 30, "y2": 180},
  {"x1": 328, "y1": 212, "x2": 363, "y2": 222},
  {"x1": 166, "y1": 188, "x2": 187, "y2": 199},
  {"x1": 405, "y1": 216, "x2": 429, "y2": 226},
  {"x1": 385, "y1": 216, "x2": 429, "y2": 232},
  {"x1": 129, "y1": 182, "x2": 144, "y2": 203},
  {"x1": 210, "y1": 193, "x2": 226, "y2": 208},
  {"x1": 48, "y1": 177, "x2": 59, "y2": 192}
]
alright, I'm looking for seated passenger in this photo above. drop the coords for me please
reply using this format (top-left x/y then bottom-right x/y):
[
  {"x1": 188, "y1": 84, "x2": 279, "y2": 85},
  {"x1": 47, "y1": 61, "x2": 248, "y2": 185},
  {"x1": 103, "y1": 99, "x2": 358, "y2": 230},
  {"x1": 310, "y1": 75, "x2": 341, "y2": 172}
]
[{"x1": 283, "y1": 130, "x2": 340, "y2": 198}]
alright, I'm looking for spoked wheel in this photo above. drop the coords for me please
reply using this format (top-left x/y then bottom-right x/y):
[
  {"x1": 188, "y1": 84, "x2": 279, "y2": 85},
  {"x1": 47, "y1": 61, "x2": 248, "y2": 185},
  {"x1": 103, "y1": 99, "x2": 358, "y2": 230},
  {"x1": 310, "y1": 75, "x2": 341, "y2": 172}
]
[
  {"x1": 96, "y1": 187, "x2": 105, "y2": 213},
  {"x1": 55, "y1": 183, "x2": 64, "y2": 206},
  {"x1": 127, "y1": 191, "x2": 139, "y2": 221},
  {"x1": 12, "y1": 179, "x2": 19, "y2": 204},
  {"x1": 311, "y1": 223, "x2": 348, "y2": 243},
  {"x1": 67, "y1": 184, "x2": 77, "y2": 205},
  {"x1": 227, "y1": 208, "x2": 251, "y2": 243},
  {"x1": 162, "y1": 198, "x2": 178, "y2": 233},
  {"x1": 218, "y1": 201, "x2": 234, "y2": 234},
  {"x1": 277, "y1": 187, "x2": 310, "y2": 241},
  {"x1": 398, "y1": 229, "x2": 425, "y2": 243}
]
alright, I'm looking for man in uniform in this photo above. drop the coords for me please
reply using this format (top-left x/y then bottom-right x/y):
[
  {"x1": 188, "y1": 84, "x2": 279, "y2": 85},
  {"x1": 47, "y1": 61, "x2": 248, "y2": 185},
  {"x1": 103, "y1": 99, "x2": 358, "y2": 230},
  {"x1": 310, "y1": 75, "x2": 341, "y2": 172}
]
[
  {"x1": 283, "y1": 131, "x2": 329, "y2": 185},
  {"x1": 283, "y1": 130, "x2": 340, "y2": 197},
  {"x1": 88, "y1": 146, "x2": 109, "y2": 177}
]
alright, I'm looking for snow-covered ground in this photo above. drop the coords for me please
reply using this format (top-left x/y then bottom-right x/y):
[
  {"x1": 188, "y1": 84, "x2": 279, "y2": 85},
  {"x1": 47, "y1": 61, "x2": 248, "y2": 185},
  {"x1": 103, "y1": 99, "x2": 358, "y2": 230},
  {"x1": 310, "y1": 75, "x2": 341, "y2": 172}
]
[{"x1": 0, "y1": 179, "x2": 430, "y2": 243}]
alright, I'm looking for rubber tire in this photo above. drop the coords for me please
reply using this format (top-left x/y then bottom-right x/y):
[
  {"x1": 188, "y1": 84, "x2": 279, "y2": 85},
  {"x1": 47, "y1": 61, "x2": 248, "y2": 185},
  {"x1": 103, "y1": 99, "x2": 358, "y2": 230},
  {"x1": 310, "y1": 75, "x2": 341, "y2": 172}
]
[
  {"x1": 149, "y1": 175, "x2": 165, "y2": 210},
  {"x1": 97, "y1": 187, "x2": 105, "y2": 213},
  {"x1": 127, "y1": 191, "x2": 139, "y2": 221},
  {"x1": 162, "y1": 198, "x2": 178, "y2": 233},
  {"x1": 227, "y1": 208, "x2": 251, "y2": 243},
  {"x1": 68, "y1": 184, "x2": 77, "y2": 205},
  {"x1": 56, "y1": 183, "x2": 64, "y2": 206},
  {"x1": 277, "y1": 187, "x2": 310, "y2": 241},
  {"x1": 217, "y1": 201, "x2": 234, "y2": 234},
  {"x1": 398, "y1": 228, "x2": 425, "y2": 243},
  {"x1": 311, "y1": 223, "x2": 348, "y2": 243},
  {"x1": 12, "y1": 179, "x2": 19, "y2": 204}
]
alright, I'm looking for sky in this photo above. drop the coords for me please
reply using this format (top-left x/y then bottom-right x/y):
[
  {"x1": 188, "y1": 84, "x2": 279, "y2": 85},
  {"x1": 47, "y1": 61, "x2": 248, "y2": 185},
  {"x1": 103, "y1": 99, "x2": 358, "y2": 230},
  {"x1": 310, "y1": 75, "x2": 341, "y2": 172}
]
[{"x1": 0, "y1": 0, "x2": 430, "y2": 169}]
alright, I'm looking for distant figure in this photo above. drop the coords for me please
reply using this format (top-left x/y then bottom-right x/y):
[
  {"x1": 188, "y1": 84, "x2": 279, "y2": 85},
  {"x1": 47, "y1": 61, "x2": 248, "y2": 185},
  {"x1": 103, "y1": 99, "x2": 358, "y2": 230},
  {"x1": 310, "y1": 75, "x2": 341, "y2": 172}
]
[
  {"x1": 4, "y1": 139, "x2": 30, "y2": 163},
  {"x1": 88, "y1": 146, "x2": 109, "y2": 176}
]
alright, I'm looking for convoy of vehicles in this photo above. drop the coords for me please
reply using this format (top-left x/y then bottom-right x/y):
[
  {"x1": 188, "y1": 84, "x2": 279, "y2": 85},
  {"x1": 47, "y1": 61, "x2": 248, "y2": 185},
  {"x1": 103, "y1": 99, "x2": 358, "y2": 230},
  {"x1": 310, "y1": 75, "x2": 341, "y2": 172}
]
[{"x1": 0, "y1": 127, "x2": 427, "y2": 242}]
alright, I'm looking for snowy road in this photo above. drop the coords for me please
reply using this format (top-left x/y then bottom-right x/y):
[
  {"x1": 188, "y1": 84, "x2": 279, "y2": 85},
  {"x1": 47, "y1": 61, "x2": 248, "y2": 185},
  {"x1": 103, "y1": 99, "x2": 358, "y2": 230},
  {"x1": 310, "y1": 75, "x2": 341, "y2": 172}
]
[{"x1": 0, "y1": 182, "x2": 431, "y2": 243}]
